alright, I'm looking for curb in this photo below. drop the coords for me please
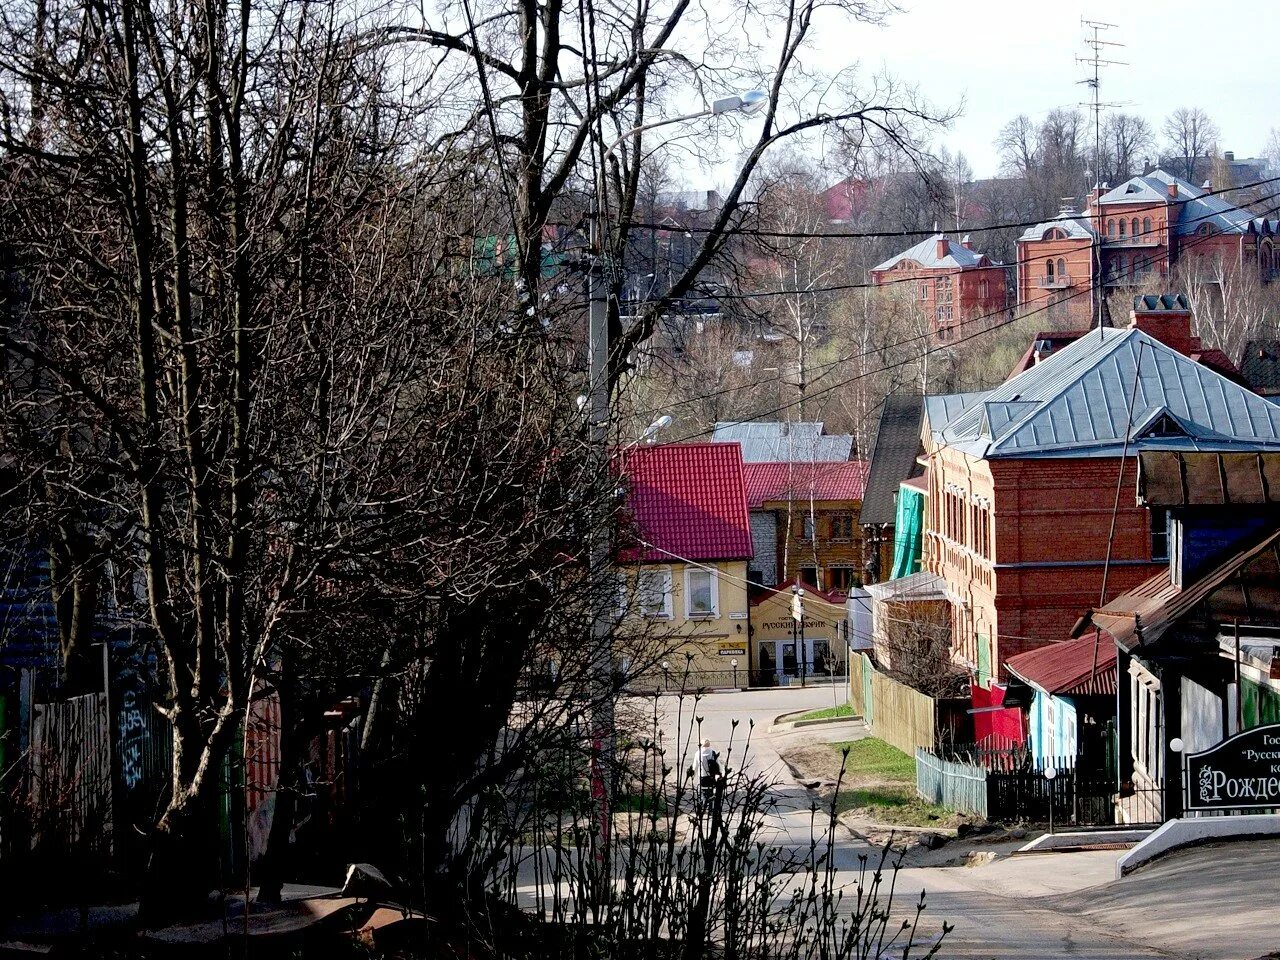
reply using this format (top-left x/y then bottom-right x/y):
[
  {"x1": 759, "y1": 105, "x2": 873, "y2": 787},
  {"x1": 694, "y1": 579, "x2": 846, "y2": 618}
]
[
  {"x1": 768, "y1": 710, "x2": 862, "y2": 733},
  {"x1": 1115, "y1": 815, "x2": 1280, "y2": 877}
]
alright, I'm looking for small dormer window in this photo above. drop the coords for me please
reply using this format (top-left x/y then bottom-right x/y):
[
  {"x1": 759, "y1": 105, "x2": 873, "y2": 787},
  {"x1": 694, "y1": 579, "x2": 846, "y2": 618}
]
[{"x1": 1198, "y1": 223, "x2": 1214, "y2": 236}]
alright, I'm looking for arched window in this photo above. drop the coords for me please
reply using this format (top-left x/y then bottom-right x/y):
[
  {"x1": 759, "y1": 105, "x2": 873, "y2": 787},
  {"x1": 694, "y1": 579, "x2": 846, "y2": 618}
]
[
  {"x1": 1057, "y1": 257, "x2": 1066, "y2": 279},
  {"x1": 1044, "y1": 228, "x2": 1065, "y2": 241},
  {"x1": 1131, "y1": 217, "x2": 1140, "y2": 237},
  {"x1": 1046, "y1": 259, "x2": 1055, "y2": 280},
  {"x1": 1116, "y1": 255, "x2": 1126, "y2": 276},
  {"x1": 1119, "y1": 219, "x2": 1126, "y2": 237},
  {"x1": 1143, "y1": 216, "x2": 1152, "y2": 236},
  {"x1": 1107, "y1": 219, "x2": 1115, "y2": 237}
]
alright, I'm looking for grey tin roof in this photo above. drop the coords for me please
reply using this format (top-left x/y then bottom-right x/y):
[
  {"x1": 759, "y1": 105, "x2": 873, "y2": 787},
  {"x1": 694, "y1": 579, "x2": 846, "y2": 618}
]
[
  {"x1": 859, "y1": 394, "x2": 924, "y2": 526},
  {"x1": 712, "y1": 421, "x2": 853, "y2": 462},
  {"x1": 938, "y1": 328, "x2": 1280, "y2": 459},
  {"x1": 872, "y1": 234, "x2": 990, "y2": 272},
  {"x1": 1099, "y1": 170, "x2": 1256, "y2": 236},
  {"x1": 1018, "y1": 210, "x2": 1098, "y2": 242},
  {"x1": 923, "y1": 392, "x2": 985, "y2": 443}
]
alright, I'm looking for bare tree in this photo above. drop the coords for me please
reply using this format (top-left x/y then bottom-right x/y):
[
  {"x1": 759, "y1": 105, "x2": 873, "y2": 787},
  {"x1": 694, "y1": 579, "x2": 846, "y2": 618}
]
[
  {"x1": 1163, "y1": 107, "x2": 1220, "y2": 182},
  {"x1": 1099, "y1": 113, "x2": 1156, "y2": 185}
]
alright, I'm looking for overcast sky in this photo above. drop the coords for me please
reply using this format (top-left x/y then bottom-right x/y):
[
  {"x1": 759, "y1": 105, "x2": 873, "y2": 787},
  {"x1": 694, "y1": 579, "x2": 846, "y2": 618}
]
[{"x1": 813, "y1": 0, "x2": 1279, "y2": 181}]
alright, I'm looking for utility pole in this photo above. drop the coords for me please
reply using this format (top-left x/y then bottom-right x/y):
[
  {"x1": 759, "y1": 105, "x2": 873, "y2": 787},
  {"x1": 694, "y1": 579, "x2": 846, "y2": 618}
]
[{"x1": 1078, "y1": 18, "x2": 1126, "y2": 330}]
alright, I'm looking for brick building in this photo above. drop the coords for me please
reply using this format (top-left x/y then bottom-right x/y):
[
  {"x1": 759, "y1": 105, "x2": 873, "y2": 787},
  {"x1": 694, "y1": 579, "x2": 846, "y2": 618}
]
[
  {"x1": 869, "y1": 234, "x2": 1009, "y2": 341},
  {"x1": 1017, "y1": 169, "x2": 1280, "y2": 326},
  {"x1": 921, "y1": 296, "x2": 1280, "y2": 697},
  {"x1": 742, "y1": 460, "x2": 870, "y2": 597}
]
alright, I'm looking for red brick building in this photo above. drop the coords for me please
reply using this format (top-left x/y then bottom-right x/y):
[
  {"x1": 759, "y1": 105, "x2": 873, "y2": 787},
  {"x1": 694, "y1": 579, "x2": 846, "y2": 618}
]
[
  {"x1": 1017, "y1": 170, "x2": 1280, "y2": 326},
  {"x1": 870, "y1": 234, "x2": 1009, "y2": 341},
  {"x1": 921, "y1": 296, "x2": 1280, "y2": 694}
]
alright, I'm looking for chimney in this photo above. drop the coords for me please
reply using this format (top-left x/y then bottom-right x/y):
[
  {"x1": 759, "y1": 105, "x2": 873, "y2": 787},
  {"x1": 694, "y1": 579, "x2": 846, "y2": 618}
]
[
  {"x1": 1202, "y1": 179, "x2": 1213, "y2": 194},
  {"x1": 1166, "y1": 181, "x2": 1178, "y2": 200},
  {"x1": 1225, "y1": 150, "x2": 1235, "y2": 163},
  {"x1": 936, "y1": 236, "x2": 949, "y2": 260},
  {"x1": 961, "y1": 234, "x2": 974, "y2": 251},
  {"x1": 1129, "y1": 293, "x2": 1198, "y2": 355}
]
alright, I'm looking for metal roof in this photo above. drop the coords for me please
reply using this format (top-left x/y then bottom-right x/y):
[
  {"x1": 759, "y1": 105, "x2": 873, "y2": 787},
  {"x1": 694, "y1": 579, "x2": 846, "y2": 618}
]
[
  {"x1": 938, "y1": 328, "x2": 1280, "y2": 459},
  {"x1": 1017, "y1": 210, "x2": 1097, "y2": 242},
  {"x1": 859, "y1": 394, "x2": 924, "y2": 526},
  {"x1": 872, "y1": 234, "x2": 991, "y2": 272},
  {"x1": 923, "y1": 392, "x2": 985, "y2": 443},
  {"x1": 742, "y1": 461, "x2": 869, "y2": 508},
  {"x1": 1098, "y1": 171, "x2": 1257, "y2": 236},
  {"x1": 618, "y1": 442, "x2": 754, "y2": 563},
  {"x1": 712, "y1": 421, "x2": 854, "y2": 463},
  {"x1": 1005, "y1": 634, "x2": 1118, "y2": 696}
]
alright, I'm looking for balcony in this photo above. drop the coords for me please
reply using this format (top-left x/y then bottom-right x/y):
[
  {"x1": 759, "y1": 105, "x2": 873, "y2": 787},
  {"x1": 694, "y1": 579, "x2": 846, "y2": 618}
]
[{"x1": 1036, "y1": 275, "x2": 1073, "y2": 289}]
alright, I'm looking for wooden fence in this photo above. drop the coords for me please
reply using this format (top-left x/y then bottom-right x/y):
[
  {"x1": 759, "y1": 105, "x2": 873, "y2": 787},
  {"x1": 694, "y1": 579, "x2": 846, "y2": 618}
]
[
  {"x1": 916, "y1": 748, "x2": 987, "y2": 817},
  {"x1": 29, "y1": 693, "x2": 114, "y2": 856},
  {"x1": 850, "y1": 654, "x2": 969, "y2": 756}
]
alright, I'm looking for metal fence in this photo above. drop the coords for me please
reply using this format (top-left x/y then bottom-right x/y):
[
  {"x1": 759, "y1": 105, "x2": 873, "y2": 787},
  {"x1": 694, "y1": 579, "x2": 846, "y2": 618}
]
[{"x1": 916, "y1": 748, "x2": 987, "y2": 817}]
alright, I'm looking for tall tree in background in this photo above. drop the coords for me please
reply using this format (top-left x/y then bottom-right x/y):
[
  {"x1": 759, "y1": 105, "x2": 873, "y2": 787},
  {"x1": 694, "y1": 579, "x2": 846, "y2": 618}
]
[
  {"x1": 1099, "y1": 113, "x2": 1156, "y2": 185},
  {"x1": 1163, "y1": 107, "x2": 1220, "y2": 182}
]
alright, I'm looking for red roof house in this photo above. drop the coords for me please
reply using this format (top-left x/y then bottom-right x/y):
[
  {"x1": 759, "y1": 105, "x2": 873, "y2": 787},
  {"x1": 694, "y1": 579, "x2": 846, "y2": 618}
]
[
  {"x1": 742, "y1": 461, "x2": 869, "y2": 509},
  {"x1": 618, "y1": 442, "x2": 753, "y2": 563}
]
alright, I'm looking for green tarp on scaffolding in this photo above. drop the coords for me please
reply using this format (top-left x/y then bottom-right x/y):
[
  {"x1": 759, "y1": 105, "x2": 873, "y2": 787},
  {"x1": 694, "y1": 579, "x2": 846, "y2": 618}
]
[{"x1": 890, "y1": 485, "x2": 924, "y2": 580}]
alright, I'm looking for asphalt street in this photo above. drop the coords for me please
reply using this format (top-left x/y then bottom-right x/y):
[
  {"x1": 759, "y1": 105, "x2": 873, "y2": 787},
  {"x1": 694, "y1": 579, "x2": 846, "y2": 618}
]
[{"x1": 644, "y1": 687, "x2": 1280, "y2": 960}]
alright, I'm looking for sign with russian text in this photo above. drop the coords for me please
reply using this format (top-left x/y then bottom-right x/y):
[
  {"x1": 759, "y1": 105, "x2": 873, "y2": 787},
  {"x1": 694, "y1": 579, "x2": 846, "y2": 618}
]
[{"x1": 1186, "y1": 723, "x2": 1280, "y2": 811}]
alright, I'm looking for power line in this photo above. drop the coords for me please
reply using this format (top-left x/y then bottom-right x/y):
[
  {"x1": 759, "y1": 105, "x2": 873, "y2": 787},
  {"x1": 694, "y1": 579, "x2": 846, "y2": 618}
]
[
  {"x1": 620, "y1": 176, "x2": 1280, "y2": 307},
  {"x1": 616, "y1": 173, "x2": 1280, "y2": 242},
  {"x1": 624, "y1": 188, "x2": 1266, "y2": 423},
  {"x1": 652, "y1": 188, "x2": 1280, "y2": 445}
]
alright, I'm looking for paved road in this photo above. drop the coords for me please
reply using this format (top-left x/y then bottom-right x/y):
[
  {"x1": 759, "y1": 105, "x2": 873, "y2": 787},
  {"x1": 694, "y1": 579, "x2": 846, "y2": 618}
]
[{"x1": 648, "y1": 689, "x2": 1280, "y2": 960}]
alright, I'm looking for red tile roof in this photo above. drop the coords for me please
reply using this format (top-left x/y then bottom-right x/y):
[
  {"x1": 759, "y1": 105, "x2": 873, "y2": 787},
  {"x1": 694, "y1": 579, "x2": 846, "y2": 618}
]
[
  {"x1": 1005, "y1": 634, "x2": 1117, "y2": 697},
  {"x1": 618, "y1": 443, "x2": 753, "y2": 563},
  {"x1": 742, "y1": 461, "x2": 869, "y2": 509}
]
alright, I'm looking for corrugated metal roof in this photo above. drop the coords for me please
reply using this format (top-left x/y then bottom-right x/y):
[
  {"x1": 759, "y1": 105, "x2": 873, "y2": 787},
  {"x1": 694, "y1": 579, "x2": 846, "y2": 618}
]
[
  {"x1": 1089, "y1": 527, "x2": 1280, "y2": 651},
  {"x1": 618, "y1": 443, "x2": 754, "y2": 563},
  {"x1": 742, "y1": 461, "x2": 869, "y2": 508},
  {"x1": 872, "y1": 234, "x2": 991, "y2": 272},
  {"x1": 940, "y1": 328, "x2": 1280, "y2": 459},
  {"x1": 859, "y1": 394, "x2": 924, "y2": 526},
  {"x1": 712, "y1": 421, "x2": 853, "y2": 463},
  {"x1": 1005, "y1": 634, "x2": 1117, "y2": 696}
]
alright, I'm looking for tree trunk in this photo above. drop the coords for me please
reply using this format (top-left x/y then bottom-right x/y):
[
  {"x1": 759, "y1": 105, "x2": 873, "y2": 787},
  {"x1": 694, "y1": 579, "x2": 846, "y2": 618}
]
[{"x1": 139, "y1": 789, "x2": 219, "y2": 924}]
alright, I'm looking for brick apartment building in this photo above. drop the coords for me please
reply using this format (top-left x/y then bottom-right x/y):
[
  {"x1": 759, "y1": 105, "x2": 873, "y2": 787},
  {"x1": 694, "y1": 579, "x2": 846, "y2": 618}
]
[
  {"x1": 1016, "y1": 169, "x2": 1280, "y2": 326},
  {"x1": 921, "y1": 296, "x2": 1280, "y2": 692},
  {"x1": 870, "y1": 234, "x2": 1009, "y2": 341}
]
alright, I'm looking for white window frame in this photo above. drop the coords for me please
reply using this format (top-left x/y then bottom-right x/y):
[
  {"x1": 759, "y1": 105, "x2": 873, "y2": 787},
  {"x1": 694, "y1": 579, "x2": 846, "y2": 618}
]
[
  {"x1": 685, "y1": 567, "x2": 720, "y2": 619},
  {"x1": 637, "y1": 566, "x2": 673, "y2": 619}
]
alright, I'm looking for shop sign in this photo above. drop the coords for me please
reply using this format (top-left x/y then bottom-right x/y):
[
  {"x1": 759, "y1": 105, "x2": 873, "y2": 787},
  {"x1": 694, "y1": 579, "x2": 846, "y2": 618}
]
[
  {"x1": 717, "y1": 641, "x2": 747, "y2": 657},
  {"x1": 1186, "y1": 723, "x2": 1280, "y2": 811}
]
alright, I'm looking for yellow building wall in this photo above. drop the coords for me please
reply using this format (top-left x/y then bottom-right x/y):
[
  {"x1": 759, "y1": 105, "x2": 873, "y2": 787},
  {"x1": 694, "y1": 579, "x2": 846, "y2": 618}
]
[{"x1": 618, "y1": 560, "x2": 751, "y2": 685}]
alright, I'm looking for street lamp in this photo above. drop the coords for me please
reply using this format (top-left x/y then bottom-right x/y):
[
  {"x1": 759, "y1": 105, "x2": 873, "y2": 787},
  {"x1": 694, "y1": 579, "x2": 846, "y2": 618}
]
[
  {"x1": 585, "y1": 88, "x2": 770, "y2": 872},
  {"x1": 730, "y1": 658, "x2": 738, "y2": 689},
  {"x1": 1044, "y1": 766, "x2": 1058, "y2": 836}
]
